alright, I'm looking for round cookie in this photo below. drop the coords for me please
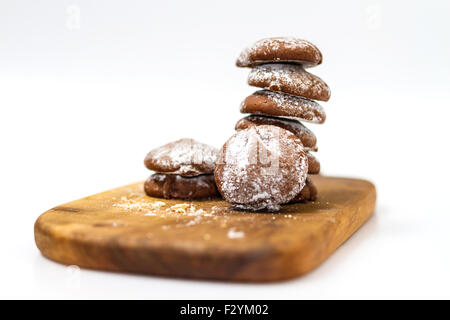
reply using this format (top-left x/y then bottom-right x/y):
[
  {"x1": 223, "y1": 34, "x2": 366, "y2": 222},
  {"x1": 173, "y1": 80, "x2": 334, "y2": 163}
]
[
  {"x1": 240, "y1": 90, "x2": 326, "y2": 124},
  {"x1": 236, "y1": 37, "x2": 323, "y2": 68},
  {"x1": 248, "y1": 64, "x2": 331, "y2": 101},
  {"x1": 235, "y1": 115, "x2": 317, "y2": 148},
  {"x1": 144, "y1": 173, "x2": 218, "y2": 200},
  {"x1": 290, "y1": 177, "x2": 318, "y2": 203},
  {"x1": 144, "y1": 138, "x2": 218, "y2": 177},
  {"x1": 307, "y1": 152, "x2": 320, "y2": 174},
  {"x1": 214, "y1": 125, "x2": 308, "y2": 211}
]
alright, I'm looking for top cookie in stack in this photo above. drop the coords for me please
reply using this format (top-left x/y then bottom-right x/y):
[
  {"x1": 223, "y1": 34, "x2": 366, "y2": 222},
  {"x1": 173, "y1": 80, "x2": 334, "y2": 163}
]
[{"x1": 235, "y1": 37, "x2": 330, "y2": 202}]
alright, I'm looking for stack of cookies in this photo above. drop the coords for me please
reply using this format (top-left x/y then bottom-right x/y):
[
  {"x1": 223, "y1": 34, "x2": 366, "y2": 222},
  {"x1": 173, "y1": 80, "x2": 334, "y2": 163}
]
[
  {"x1": 144, "y1": 138, "x2": 219, "y2": 200},
  {"x1": 215, "y1": 37, "x2": 330, "y2": 211}
]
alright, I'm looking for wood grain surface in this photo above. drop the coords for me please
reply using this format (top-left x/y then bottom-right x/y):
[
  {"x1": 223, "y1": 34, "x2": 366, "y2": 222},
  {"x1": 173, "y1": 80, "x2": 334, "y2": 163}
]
[{"x1": 34, "y1": 175, "x2": 376, "y2": 282}]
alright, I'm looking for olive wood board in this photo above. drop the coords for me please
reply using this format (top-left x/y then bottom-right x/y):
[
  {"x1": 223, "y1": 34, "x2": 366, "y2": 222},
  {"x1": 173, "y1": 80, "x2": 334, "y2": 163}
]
[{"x1": 34, "y1": 175, "x2": 376, "y2": 282}]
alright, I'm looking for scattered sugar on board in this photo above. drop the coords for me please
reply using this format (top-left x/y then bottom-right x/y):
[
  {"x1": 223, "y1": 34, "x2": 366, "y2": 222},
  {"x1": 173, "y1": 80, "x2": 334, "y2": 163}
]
[
  {"x1": 111, "y1": 196, "x2": 225, "y2": 234},
  {"x1": 185, "y1": 216, "x2": 202, "y2": 226},
  {"x1": 227, "y1": 227, "x2": 245, "y2": 239},
  {"x1": 112, "y1": 197, "x2": 166, "y2": 213}
]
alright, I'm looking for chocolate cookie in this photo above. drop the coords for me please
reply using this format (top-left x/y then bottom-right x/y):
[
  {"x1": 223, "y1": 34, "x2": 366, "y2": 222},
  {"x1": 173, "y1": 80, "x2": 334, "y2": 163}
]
[
  {"x1": 235, "y1": 115, "x2": 317, "y2": 148},
  {"x1": 144, "y1": 138, "x2": 218, "y2": 177},
  {"x1": 236, "y1": 37, "x2": 323, "y2": 68},
  {"x1": 144, "y1": 173, "x2": 218, "y2": 200},
  {"x1": 290, "y1": 177, "x2": 318, "y2": 203},
  {"x1": 248, "y1": 64, "x2": 330, "y2": 101},
  {"x1": 214, "y1": 125, "x2": 308, "y2": 212},
  {"x1": 240, "y1": 90, "x2": 326, "y2": 124},
  {"x1": 307, "y1": 152, "x2": 320, "y2": 174}
]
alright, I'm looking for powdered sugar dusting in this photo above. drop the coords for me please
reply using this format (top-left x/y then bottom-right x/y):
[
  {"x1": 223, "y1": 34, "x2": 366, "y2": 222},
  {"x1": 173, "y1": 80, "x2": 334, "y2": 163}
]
[
  {"x1": 112, "y1": 198, "x2": 166, "y2": 212},
  {"x1": 235, "y1": 115, "x2": 317, "y2": 148},
  {"x1": 243, "y1": 90, "x2": 326, "y2": 124},
  {"x1": 236, "y1": 37, "x2": 322, "y2": 67},
  {"x1": 248, "y1": 64, "x2": 330, "y2": 101},
  {"x1": 144, "y1": 138, "x2": 218, "y2": 176}
]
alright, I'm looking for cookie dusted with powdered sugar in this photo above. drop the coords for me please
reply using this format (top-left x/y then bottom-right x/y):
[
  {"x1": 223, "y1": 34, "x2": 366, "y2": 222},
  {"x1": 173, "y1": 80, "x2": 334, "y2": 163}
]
[
  {"x1": 240, "y1": 90, "x2": 326, "y2": 124},
  {"x1": 235, "y1": 114, "x2": 317, "y2": 149},
  {"x1": 248, "y1": 64, "x2": 330, "y2": 101},
  {"x1": 235, "y1": 119, "x2": 320, "y2": 173},
  {"x1": 214, "y1": 125, "x2": 308, "y2": 212},
  {"x1": 144, "y1": 138, "x2": 218, "y2": 177},
  {"x1": 307, "y1": 152, "x2": 320, "y2": 174},
  {"x1": 290, "y1": 177, "x2": 318, "y2": 203},
  {"x1": 236, "y1": 37, "x2": 323, "y2": 68},
  {"x1": 144, "y1": 173, "x2": 218, "y2": 200}
]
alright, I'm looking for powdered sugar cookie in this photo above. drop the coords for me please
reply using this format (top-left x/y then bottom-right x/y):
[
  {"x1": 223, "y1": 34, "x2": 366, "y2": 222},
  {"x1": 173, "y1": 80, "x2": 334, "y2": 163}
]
[
  {"x1": 240, "y1": 90, "x2": 326, "y2": 124},
  {"x1": 290, "y1": 177, "x2": 318, "y2": 203},
  {"x1": 235, "y1": 114, "x2": 317, "y2": 148},
  {"x1": 144, "y1": 174, "x2": 218, "y2": 200},
  {"x1": 144, "y1": 138, "x2": 218, "y2": 177},
  {"x1": 248, "y1": 64, "x2": 330, "y2": 101},
  {"x1": 236, "y1": 37, "x2": 322, "y2": 68},
  {"x1": 214, "y1": 125, "x2": 308, "y2": 212}
]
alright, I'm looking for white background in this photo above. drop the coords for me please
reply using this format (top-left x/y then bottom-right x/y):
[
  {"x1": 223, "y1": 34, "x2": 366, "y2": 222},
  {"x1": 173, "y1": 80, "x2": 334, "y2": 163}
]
[{"x1": 1, "y1": 0, "x2": 449, "y2": 299}]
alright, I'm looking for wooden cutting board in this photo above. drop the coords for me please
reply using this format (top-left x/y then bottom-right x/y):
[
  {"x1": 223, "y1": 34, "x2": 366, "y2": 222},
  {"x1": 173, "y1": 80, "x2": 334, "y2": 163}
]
[{"x1": 34, "y1": 175, "x2": 376, "y2": 282}]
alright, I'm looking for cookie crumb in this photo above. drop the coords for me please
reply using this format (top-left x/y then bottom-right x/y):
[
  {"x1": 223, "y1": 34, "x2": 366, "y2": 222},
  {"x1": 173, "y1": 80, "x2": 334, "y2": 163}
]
[
  {"x1": 113, "y1": 197, "x2": 163, "y2": 213},
  {"x1": 151, "y1": 201, "x2": 166, "y2": 209},
  {"x1": 227, "y1": 227, "x2": 245, "y2": 239},
  {"x1": 169, "y1": 203, "x2": 191, "y2": 214},
  {"x1": 188, "y1": 208, "x2": 209, "y2": 216},
  {"x1": 186, "y1": 215, "x2": 202, "y2": 226}
]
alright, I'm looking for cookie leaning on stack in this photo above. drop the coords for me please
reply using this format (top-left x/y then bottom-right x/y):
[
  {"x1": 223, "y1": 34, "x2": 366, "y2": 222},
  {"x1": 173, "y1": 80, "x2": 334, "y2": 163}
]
[
  {"x1": 215, "y1": 37, "x2": 330, "y2": 210},
  {"x1": 144, "y1": 138, "x2": 219, "y2": 200}
]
